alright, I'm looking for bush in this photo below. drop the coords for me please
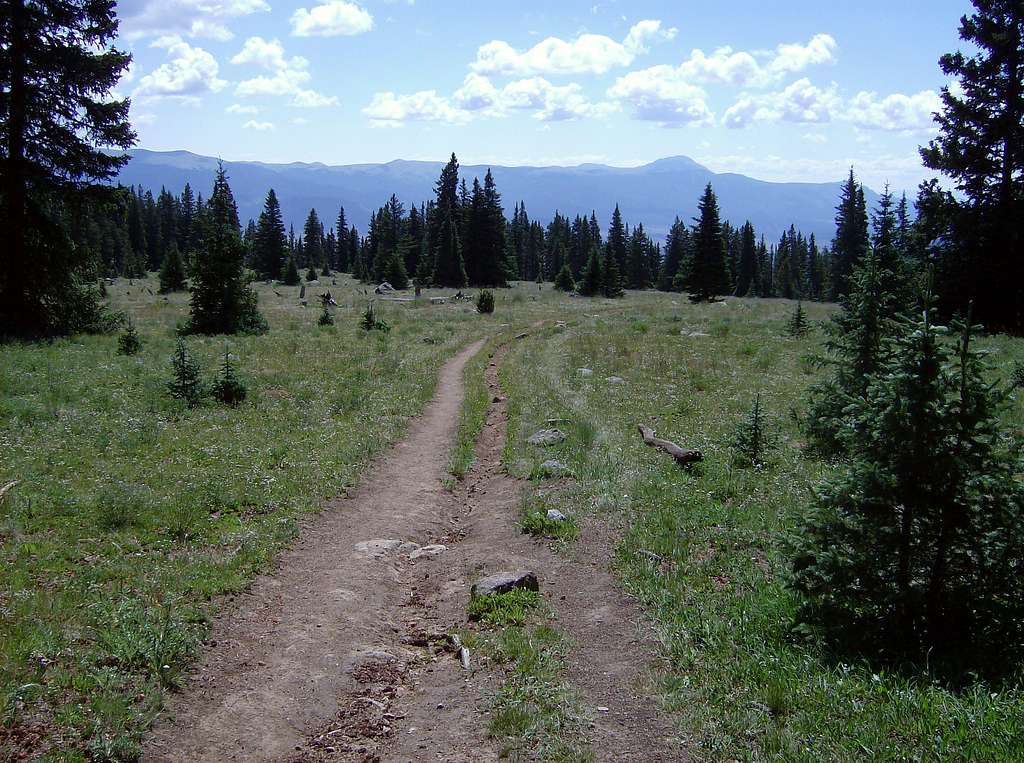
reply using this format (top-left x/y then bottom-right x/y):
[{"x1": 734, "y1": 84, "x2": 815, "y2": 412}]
[
  {"x1": 477, "y1": 289, "x2": 495, "y2": 314},
  {"x1": 166, "y1": 338, "x2": 204, "y2": 407},
  {"x1": 210, "y1": 346, "x2": 247, "y2": 406},
  {"x1": 117, "y1": 318, "x2": 142, "y2": 356}
]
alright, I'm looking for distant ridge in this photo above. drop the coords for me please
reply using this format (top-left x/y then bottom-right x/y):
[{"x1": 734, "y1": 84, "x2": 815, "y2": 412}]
[{"x1": 115, "y1": 149, "x2": 876, "y2": 243}]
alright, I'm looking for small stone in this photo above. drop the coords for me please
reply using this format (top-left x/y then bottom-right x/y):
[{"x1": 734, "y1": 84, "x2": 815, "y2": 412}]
[
  {"x1": 538, "y1": 459, "x2": 570, "y2": 476},
  {"x1": 578, "y1": 367, "x2": 593, "y2": 377},
  {"x1": 471, "y1": 570, "x2": 539, "y2": 598},
  {"x1": 527, "y1": 429, "x2": 566, "y2": 447},
  {"x1": 546, "y1": 509, "x2": 568, "y2": 522},
  {"x1": 354, "y1": 539, "x2": 404, "y2": 558},
  {"x1": 597, "y1": 706, "x2": 610, "y2": 712},
  {"x1": 606, "y1": 376, "x2": 625, "y2": 383},
  {"x1": 397, "y1": 541, "x2": 421, "y2": 554},
  {"x1": 409, "y1": 544, "x2": 447, "y2": 560}
]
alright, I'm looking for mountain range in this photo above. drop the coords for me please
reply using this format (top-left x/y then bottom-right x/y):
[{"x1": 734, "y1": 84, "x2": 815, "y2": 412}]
[{"x1": 114, "y1": 149, "x2": 875, "y2": 245}]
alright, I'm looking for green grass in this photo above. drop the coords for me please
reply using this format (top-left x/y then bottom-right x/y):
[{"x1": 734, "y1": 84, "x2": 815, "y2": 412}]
[
  {"x1": 467, "y1": 588, "x2": 541, "y2": 626},
  {"x1": 500, "y1": 295, "x2": 1024, "y2": 762},
  {"x1": 0, "y1": 275, "x2": 577, "y2": 761}
]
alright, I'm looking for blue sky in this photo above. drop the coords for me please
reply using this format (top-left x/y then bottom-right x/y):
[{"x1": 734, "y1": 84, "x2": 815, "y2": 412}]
[{"x1": 115, "y1": 0, "x2": 974, "y2": 194}]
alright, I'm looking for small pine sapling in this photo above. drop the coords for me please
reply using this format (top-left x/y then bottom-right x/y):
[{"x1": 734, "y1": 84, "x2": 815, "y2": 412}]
[
  {"x1": 476, "y1": 289, "x2": 495, "y2": 314},
  {"x1": 318, "y1": 304, "x2": 335, "y2": 326},
  {"x1": 305, "y1": 266, "x2": 318, "y2": 282},
  {"x1": 211, "y1": 346, "x2": 247, "y2": 406},
  {"x1": 359, "y1": 303, "x2": 390, "y2": 333},
  {"x1": 282, "y1": 257, "x2": 300, "y2": 286},
  {"x1": 117, "y1": 317, "x2": 142, "y2": 356},
  {"x1": 786, "y1": 302, "x2": 811, "y2": 337},
  {"x1": 731, "y1": 392, "x2": 773, "y2": 467},
  {"x1": 167, "y1": 338, "x2": 204, "y2": 407}
]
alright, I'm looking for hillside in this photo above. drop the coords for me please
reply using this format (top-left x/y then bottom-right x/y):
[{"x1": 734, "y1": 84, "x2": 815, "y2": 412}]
[{"x1": 114, "y1": 149, "x2": 874, "y2": 243}]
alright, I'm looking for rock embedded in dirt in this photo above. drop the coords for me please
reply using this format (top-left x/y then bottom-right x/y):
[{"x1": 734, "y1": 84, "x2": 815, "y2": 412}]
[
  {"x1": 546, "y1": 509, "x2": 569, "y2": 522},
  {"x1": 408, "y1": 544, "x2": 447, "y2": 560},
  {"x1": 538, "y1": 459, "x2": 570, "y2": 476},
  {"x1": 605, "y1": 376, "x2": 625, "y2": 384},
  {"x1": 470, "y1": 570, "x2": 539, "y2": 598},
  {"x1": 354, "y1": 539, "x2": 406, "y2": 558},
  {"x1": 527, "y1": 429, "x2": 567, "y2": 447},
  {"x1": 578, "y1": 367, "x2": 593, "y2": 377}
]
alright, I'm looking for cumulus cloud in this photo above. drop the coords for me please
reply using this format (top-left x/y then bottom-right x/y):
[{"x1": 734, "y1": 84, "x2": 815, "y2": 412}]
[
  {"x1": 363, "y1": 90, "x2": 469, "y2": 127},
  {"x1": 231, "y1": 36, "x2": 339, "y2": 107},
  {"x1": 606, "y1": 66, "x2": 713, "y2": 126},
  {"x1": 120, "y1": 0, "x2": 269, "y2": 42},
  {"x1": 226, "y1": 103, "x2": 259, "y2": 114},
  {"x1": 471, "y1": 20, "x2": 676, "y2": 77},
  {"x1": 242, "y1": 119, "x2": 276, "y2": 130},
  {"x1": 133, "y1": 36, "x2": 227, "y2": 102},
  {"x1": 723, "y1": 78, "x2": 841, "y2": 128},
  {"x1": 501, "y1": 77, "x2": 613, "y2": 121},
  {"x1": 291, "y1": 1, "x2": 374, "y2": 37},
  {"x1": 844, "y1": 89, "x2": 941, "y2": 132}
]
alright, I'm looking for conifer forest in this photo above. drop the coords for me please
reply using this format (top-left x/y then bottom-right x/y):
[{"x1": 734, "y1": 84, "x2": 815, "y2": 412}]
[{"x1": 1, "y1": 1, "x2": 1023, "y2": 761}]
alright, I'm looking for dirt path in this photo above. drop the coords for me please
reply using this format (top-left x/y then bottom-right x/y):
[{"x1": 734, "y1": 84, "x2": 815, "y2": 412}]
[{"x1": 144, "y1": 334, "x2": 683, "y2": 763}]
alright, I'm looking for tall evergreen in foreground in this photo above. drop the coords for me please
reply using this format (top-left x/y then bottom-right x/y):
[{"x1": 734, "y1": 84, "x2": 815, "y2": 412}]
[
  {"x1": 792, "y1": 306, "x2": 1024, "y2": 674},
  {"x1": 188, "y1": 165, "x2": 267, "y2": 335},
  {"x1": 0, "y1": 0, "x2": 135, "y2": 338},
  {"x1": 689, "y1": 184, "x2": 730, "y2": 302},
  {"x1": 920, "y1": 0, "x2": 1024, "y2": 333},
  {"x1": 252, "y1": 189, "x2": 287, "y2": 280}
]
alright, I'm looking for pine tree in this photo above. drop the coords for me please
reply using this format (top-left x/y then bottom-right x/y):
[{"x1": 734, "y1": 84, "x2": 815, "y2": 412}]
[
  {"x1": 477, "y1": 169, "x2": 508, "y2": 286},
  {"x1": 553, "y1": 263, "x2": 575, "y2": 291},
  {"x1": 167, "y1": 338, "x2": 204, "y2": 407},
  {"x1": 187, "y1": 164, "x2": 267, "y2": 335},
  {"x1": 625, "y1": 224, "x2": 652, "y2": 289},
  {"x1": 432, "y1": 211, "x2": 467, "y2": 288},
  {"x1": 659, "y1": 217, "x2": 688, "y2": 291},
  {"x1": 117, "y1": 317, "x2": 142, "y2": 356},
  {"x1": 735, "y1": 222, "x2": 757, "y2": 297},
  {"x1": 476, "y1": 289, "x2": 495, "y2": 314},
  {"x1": 158, "y1": 241, "x2": 188, "y2": 293},
  {"x1": 791, "y1": 305, "x2": 1024, "y2": 671},
  {"x1": 252, "y1": 189, "x2": 287, "y2": 280},
  {"x1": 786, "y1": 302, "x2": 811, "y2": 337},
  {"x1": 690, "y1": 183, "x2": 730, "y2": 302},
  {"x1": 601, "y1": 245, "x2": 624, "y2": 298},
  {"x1": 830, "y1": 169, "x2": 870, "y2": 300},
  {"x1": 305, "y1": 265, "x2": 318, "y2": 282},
  {"x1": 282, "y1": 255, "x2": 300, "y2": 286},
  {"x1": 731, "y1": 393, "x2": 773, "y2": 467},
  {"x1": 607, "y1": 205, "x2": 627, "y2": 272},
  {"x1": 210, "y1": 346, "x2": 247, "y2": 406},
  {"x1": 0, "y1": 0, "x2": 135, "y2": 338},
  {"x1": 579, "y1": 247, "x2": 603, "y2": 296},
  {"x1": 920, "y1": 1, "x2": 1024, "y2": 332}
]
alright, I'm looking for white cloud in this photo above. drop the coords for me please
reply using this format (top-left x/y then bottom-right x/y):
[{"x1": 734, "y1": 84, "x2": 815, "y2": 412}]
[
  {"x1": 606, "y1": 66, "x2": 713, "y2": 126},
  {"x1": 844, "y1": 89, "x2": 941, "y2": 132},
  {"x1": 226, "y1": 103, "x2": 259, "y2": 114},
  {"x1": 120, "y1": 0, "x2": 269, "y2": 42},
  {"x1": 363, "y1": 90, "x2": 469, "y2": 127},
  {"x1": 803, "y1": 131, "x2": 828, "y2": 144},
  {"x1": 232, "y1": 36, "x2": 338, "y2": 107},
  {"x1": 723, "y1": 78, "x2": 841, "y2": 128},
  {"x1": 291, "y1": 1, "x2": 374, "y2": 37},
  {"x1": 767, "y1": 34, "x2": 838, "y2": 79},
  {"x1": 453, "y1": 72, "x2": 501, "y2": 112},
  {"x1": 242, "y1": 119, "x2": 276, "y2": 130},
  {"x1": 133, "y1": 36, "x2": 227, "y2": 101},
  {"x1": 501, "y1": 77, "x2": 612, "y2": 121},
  {"x1": 471, "y1": 19, "x2": 676, "y2": 77}
]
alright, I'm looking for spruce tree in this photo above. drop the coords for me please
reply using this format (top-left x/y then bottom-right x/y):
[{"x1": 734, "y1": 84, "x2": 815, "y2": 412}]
[
  {"x1": 690, "y1": 183, "x2": 730, "y2": 302},
  {"x1": 553, "y1": 263, "x2": 575, "y2": 291},
  {"x1": 187, "y1": 165, "x2": 267, "y2": 335},
  {"x1": 731, "y1": 393, "x2": 773, "y2": 467},
  {"x1": 601, "y1": 245, "x2": 624, "y2": 298},
  {"x1": 607, "y1": 205, "x2": 628, "y2": 273},
  {"x1": 432, "y1": 211, "x2": 467, "y2": 288},
  {"x1": 158, "y1": 241, "x2": 188, "y2": 294},
  {"x1": 252, "y1": 189, "x2": 287, "y2": 280},
  {"x1": 579, "y1": 247, "x2": 602, "y2": 296},
  {"x1": 282, "y1": 255, "x2": 300, "y2": 286},
  {"x1": 167, "y1": 338, "x2": 204, "y2": 407},
  {"x1": 735, "y1": 222, "x2": 757, "y2": 297},
  {"x1": 210, "y1": 346, "x2": 247, "y2": 406},
  {"x1": 829, "y1": 169, "x2": 870, "y2": 300},
  {"x1": 0, "y1": 0, "x2": 135, "y2": 338},
  {"x1": 659, "y1": 217, "x2": 688, "y2": 291},
  {"x1": 920, "y1": 1, "x2": 1024, "y2": 332}
]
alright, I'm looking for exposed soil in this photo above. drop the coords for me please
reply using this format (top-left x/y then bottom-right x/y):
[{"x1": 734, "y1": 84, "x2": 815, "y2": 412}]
[{"x1": 143, "y1": 335, "x2": 684, "y2": 763}]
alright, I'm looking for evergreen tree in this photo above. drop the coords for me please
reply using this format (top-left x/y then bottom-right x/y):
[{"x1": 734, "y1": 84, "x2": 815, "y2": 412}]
[
  {"x1": 920, "y1": 0, "x2": 1024, "y2": 332},
  {"x1": 607, "y1": 205, "x2": 628, "y2": 272},
  {"x1": 792, "y1": 305, "x2": 1024, "y2": 671},
  {"x1": 786, "y1": 302, "x2": 811, "y2": 337},
  {"x1": 282, "y1": 255, "x2": 300, "y2": 286},
  {"x1": 735, "y1": 222, "x2": 758, "y2": 297},
  {"x1": 432, "y1": 211, "x2": 467, "y2": 287},
  {"x1": 167, "y1": 338, "x2": 204, "y2": 407},
  {"x1": 252, "y1": 189, "x2": 287, "y2": 280},
  {"x1": 830, "y1": 169, "x2": 870, "y2": 300},
  {"x1": 625, "y1": 224, "x2": 652, "y2": 289},
  {"x1": 578, "y1": 247, "x2": 603, "y2": 296},
  {"x1": 0, "y1": 0, "x2": 135, "y2": 338},
  {"x1": 303, "y1": 208, "x2": 324, "y2": 271},
  {"x1": 477, "y1": 169, "x2": 508, "y2": 286},
  {"x1": 158, "y1": 241, "x2": 188, "y2": 294},
  {"x1": 553, "y1": 263, "x2": 575, "y2": 291},
  {"x1": 731, "y1": 393, "x2": 773, "y2": 467},
  {"x1": 690, "y1": 184, "x2": 730, "y2": 302},
  {"x1": 117, "y1": 317, "x2": 142, "y2": 356},
  {"x1": 659, "y1": 217, "x2": 689, "y2": 291},
  {"x1": 601, "y1": 245, "x2": 624, "y2": 298},
  {"x1": 187, "y1": 164, "x2": 267, "y2": 335}
]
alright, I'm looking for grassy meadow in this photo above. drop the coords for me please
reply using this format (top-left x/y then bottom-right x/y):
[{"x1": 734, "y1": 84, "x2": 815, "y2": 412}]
[
  {"x1": 3, "y1": 279, "x2": 1024, "y2": 761},
  {"x1": 500, "y1": 297, "x2": 1024, "y2": 761}
]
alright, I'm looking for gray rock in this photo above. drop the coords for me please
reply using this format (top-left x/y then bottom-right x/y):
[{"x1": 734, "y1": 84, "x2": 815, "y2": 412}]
[
  {"x1": 471, "y1": 570, "x2": 539, "y2": 598},
  {"x1": 606, "y1": 376, "x2": 625, "y2": 383},
  {"x1": 578, "y1": 367, "x2": 593, "y2": 377},
  {"x1": 527, "y1": 429, "x2": 566, "y2": 447},
  {"x1": 546, "y1": 509, "x2": 569, "y2": 522},
  {"x1": 354, "y1": 539, "x2": 404, "y2": 558},
  {"x1": 539, "y1": 459, "x2": 570, "y2": 476},
  {"x1": 397, "y1": 542, "x2": 420, "y2": 554},
  {"x1": 409, "y1": 544, "x2": 447, "y2": 560}
]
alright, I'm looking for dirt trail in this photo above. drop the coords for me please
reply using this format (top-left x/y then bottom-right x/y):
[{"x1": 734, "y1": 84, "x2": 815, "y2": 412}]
[{"x1": 144, "y1": 334, "x2": 683, "y2": 763}]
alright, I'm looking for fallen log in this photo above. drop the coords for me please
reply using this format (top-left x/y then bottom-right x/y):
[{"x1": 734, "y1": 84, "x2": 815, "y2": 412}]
[{"x1": 637, "y1": 425, "x2": 703, "y2": 466}]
